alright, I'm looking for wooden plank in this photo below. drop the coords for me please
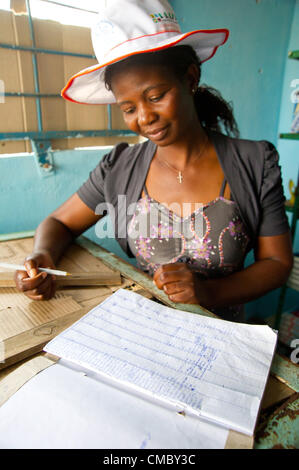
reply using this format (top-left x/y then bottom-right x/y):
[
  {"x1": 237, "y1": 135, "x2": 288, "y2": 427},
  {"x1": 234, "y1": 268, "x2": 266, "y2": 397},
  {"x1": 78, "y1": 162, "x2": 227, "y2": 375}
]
[
  {"x1": 0, "y1": 270, "x2": 121, "y2": 287},
  {"x1": 271, "y1": 353, "x2": 299, "y2": 393},
  {"x1": 0, "y1": 238, "x2": 122, "y2": 286},
  {"x1": 0, "y1": 353, "x2": 58, "y2": 407},
  {"x1": 261, "y1": 375, "x2": 295, "y2": 410},
  {"x1": 0, "y1": 290, "x2": 82, "y2": 335},
  {"x1": 0, "y1": 303, "x2": 98, "y2": 371},
  {"x1": 54, "y1": 286, "x2": 112, "y2": 303},
  {"x1": 0, "y1": 237, "x2": 135, "y2": 371},
  {"x1": 225, "y1": 430, "x2": 254, "y2": 449},
  {"x1": 0, "y1": 231, "x2": 35, "y2": 243},
  {"x1": 255, "y1": 394, "x2": 299, "y2": 449}
]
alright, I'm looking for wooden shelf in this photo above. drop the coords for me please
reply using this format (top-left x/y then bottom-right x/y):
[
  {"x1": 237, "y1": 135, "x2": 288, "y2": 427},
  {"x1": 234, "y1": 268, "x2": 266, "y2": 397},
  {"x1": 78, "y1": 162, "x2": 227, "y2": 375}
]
[
  {"x1": 285, "y1": 202, "x2": 299, "y2": 214},
  {"x1": 279, "y1": 133, "x2": 299, "y2": 140},
  {"x1": 288, "y1": 50, "x2": 299, "y2": 60}
]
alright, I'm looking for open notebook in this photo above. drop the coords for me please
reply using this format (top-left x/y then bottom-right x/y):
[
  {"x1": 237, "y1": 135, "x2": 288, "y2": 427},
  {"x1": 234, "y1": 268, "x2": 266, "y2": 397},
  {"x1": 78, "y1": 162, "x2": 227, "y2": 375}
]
[{"x1": 44, "y1": 289, "x2": 277, "y2": 436}]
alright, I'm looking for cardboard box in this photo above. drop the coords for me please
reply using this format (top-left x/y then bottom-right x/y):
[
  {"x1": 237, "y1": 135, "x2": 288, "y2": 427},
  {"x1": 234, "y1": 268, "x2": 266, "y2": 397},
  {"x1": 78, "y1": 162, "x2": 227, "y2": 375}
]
[{"x1": 0, "y1": 9, "x2": 139, "y2": 154}]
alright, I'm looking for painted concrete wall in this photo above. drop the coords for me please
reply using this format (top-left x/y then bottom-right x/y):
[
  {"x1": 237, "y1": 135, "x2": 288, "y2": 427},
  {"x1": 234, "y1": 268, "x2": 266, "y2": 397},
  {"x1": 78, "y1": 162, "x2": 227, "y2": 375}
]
[
  {"x1": 172, "y1": 0, "x2": 295, "y2": 143},
  {"x1": 172, "y1": 0, "x2": 298, "y2": 319},
  {"x1": 246, "y1": 0, "x2": 299, "y2": 319},
  {"x1": 1, "y1": 0, "x2": 298, "y2": 319},
  {"x1": 277, "y1": 0, "x2": 299, "y2": 253},
  {"x1": 0, "y1": 149, "x2": 134, "y2": 264}
]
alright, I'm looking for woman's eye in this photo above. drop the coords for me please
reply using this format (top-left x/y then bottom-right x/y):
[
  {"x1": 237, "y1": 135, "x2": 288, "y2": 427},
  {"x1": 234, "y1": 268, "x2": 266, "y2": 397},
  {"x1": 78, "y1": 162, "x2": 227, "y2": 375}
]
[
  {"x1": 149, "y1": 93, "x2": 165, "y2": 102},
  {"x1": 123, "y1": 108, "x2": 135, "y2": 114}
]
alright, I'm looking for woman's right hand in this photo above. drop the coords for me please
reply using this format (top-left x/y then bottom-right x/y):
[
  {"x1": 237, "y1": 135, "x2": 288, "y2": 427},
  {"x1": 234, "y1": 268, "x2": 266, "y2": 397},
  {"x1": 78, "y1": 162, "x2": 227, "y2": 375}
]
[
  {"x1": 14, "y1": 251, "x2": 57, "y2": 300},
  {"x1": 13, "y1": 193, "x2": 102, "y2": 301}
]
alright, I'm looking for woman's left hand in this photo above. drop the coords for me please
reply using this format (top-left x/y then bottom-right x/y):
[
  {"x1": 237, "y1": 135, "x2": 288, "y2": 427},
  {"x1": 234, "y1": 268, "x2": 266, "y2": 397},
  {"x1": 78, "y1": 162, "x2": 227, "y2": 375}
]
[{"x1": 153, "y1": 263, "x2": 202, "y2": 304}]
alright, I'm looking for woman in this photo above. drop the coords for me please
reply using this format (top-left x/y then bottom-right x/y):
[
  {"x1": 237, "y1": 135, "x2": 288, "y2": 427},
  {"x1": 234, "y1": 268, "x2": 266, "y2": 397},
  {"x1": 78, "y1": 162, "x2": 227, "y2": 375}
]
[{"x1": 14, "y1": 0, "x2": 293, "y2": 322}]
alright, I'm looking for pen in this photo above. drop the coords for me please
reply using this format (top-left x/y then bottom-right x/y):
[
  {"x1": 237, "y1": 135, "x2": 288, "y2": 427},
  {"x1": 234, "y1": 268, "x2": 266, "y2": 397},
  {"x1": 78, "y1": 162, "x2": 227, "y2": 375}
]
[{"x1": 0, "y1": 262, "x2": 70, "y2": 277}]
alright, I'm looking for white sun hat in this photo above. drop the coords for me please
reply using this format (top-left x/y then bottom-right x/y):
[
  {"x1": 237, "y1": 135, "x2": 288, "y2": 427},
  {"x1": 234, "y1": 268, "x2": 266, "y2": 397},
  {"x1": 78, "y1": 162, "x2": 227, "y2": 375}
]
[{"x1": 62, "y1": 0, "x2": 229, "y2": 105}]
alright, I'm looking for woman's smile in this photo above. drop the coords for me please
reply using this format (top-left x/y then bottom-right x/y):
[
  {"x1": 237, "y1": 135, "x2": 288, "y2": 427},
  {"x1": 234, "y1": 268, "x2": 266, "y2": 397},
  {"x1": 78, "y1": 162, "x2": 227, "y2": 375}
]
[{"x1": 144, "y1": 124, "x2": 170, "y2": 141}]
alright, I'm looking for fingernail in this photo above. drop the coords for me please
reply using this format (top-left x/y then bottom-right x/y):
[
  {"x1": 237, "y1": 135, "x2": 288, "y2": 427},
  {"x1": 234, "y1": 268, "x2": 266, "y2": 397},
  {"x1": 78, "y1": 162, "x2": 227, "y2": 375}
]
[{"x1": 42, "y1": 272, "x2": 47, "y2": 279}]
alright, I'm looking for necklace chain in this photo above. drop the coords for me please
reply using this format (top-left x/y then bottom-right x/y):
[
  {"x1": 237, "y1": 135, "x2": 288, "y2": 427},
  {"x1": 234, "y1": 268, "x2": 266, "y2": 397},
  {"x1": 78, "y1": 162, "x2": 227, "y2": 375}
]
[{"x1": 155, "y1": 135, "x2": 209, "y2": 183}]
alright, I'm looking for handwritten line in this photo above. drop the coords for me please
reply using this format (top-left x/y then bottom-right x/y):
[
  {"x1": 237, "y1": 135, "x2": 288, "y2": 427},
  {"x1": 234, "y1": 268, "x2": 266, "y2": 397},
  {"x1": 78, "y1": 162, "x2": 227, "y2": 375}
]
[
  {"x1": 71, "y1": 325, "x2": 214, "y2": 382},
  {"x1": 83, "y1": 315, "x2": 262, "y2": 387},
  {"x1": 91, "y1": 306, "x2": 268, "y2": 375},
  {"x1": 54, "y1": 333, "x2": 252, "y2": 413},
  {"x1": 112, "y1": 293, "x2": 275, "y2": 345}
]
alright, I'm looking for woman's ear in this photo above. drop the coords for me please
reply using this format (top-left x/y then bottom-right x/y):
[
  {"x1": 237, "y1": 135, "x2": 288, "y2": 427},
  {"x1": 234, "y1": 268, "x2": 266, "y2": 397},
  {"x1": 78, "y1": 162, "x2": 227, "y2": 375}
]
[{"x1": 185, "y1": 63, "x2": 200, "y2": 94}]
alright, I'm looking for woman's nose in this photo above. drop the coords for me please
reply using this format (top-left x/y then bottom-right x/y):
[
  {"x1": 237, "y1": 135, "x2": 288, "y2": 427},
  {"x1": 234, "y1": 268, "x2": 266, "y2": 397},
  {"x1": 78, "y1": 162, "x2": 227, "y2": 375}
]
[{"x1": 137, "y1": 103, "x2": 158, "y2": 127}]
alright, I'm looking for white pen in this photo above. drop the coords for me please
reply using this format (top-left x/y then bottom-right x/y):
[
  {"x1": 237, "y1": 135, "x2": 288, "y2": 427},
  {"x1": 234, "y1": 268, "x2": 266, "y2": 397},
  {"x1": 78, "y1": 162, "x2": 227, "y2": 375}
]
[{"x1": 0, "y1": 262, "x2": 70, "y2": 277}]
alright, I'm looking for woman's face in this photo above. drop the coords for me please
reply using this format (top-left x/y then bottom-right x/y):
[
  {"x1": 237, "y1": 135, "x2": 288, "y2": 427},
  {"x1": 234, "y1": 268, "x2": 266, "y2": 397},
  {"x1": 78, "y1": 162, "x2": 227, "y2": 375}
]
[{"x1": 110, "y1": 63, "x2": 198, "y2": 146}]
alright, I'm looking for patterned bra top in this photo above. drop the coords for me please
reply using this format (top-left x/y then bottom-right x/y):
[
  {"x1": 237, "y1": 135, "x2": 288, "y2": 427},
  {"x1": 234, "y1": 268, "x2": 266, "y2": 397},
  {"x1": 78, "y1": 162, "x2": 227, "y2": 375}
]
[{"x1": 127, "y1": 179, "x2": 250, "y2": 322}]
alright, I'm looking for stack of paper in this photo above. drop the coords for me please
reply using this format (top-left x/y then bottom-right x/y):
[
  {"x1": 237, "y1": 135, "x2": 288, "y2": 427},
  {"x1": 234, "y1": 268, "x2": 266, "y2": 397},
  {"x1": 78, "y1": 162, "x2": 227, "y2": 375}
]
[{"x1": 44, "y1": 289, "x2": 277, "y2": 436}]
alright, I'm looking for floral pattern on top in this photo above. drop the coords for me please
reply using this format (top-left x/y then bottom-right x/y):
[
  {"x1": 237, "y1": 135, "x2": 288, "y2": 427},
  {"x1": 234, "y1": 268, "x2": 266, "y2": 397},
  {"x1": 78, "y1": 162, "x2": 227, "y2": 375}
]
[{"x1": 128, "y1": 193, "x2": 250, "y2": 322}]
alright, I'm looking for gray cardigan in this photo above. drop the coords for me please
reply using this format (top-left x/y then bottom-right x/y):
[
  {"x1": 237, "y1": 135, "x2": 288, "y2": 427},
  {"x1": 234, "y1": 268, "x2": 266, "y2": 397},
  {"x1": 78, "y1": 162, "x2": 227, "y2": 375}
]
[{"x1": 77, "y1": 130, "x2": 289, "y2": 257}]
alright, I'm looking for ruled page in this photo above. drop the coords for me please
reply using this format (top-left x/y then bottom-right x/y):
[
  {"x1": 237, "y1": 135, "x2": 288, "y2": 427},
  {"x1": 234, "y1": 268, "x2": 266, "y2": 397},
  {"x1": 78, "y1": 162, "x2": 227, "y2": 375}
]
[{"x1": 44, "y1": 289, "x2": 277, "y2": 435}]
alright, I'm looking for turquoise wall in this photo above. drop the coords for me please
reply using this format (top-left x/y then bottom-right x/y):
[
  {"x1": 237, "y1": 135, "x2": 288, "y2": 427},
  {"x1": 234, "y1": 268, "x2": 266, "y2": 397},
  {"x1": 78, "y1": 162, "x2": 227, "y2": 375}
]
[
  {"x1": 1, "y1": 0, "x2": 298, "y2": 319},
  {"x1": 277, "y1": 0, "x2": 299, "y2": 253},
  {"x1": 172, "y1": 0, "x2": 299, "y2": 319},
  {"x1": 0, "y1": 149, "x2": 134, "y2": 264},
  {"x1": 246, "y1": 0, "x2": 299, "y2": 318},
  {"x1": 172, "y1": 0, "x2": 295, "y2": 143}
]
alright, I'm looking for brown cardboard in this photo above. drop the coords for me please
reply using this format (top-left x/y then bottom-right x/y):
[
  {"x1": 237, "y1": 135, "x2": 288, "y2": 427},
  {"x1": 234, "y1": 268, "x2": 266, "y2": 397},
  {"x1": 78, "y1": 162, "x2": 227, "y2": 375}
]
[
  {"x1": 0, "y1": 271, "x2": 122, "y2": 287},
  {"x1": 225, "y1": 430, "x2": 254, "y2": 449},
  {"x1": 0, "y1": 9, "x2": 140, "y2": 154},
  {"x1": 0, "y1": 237, "x2": 133, "y2": 369},
  {"x1": 34, "y1": 16, "x2": 67, "y2": 135},
  {"x1": 0, "y1": 10, "x2": 28, "y2": 153},
  {"x1": 10, "y1": 0, "x2": 27, "y2": 16},
  {"x1": 12, "y1": 12, "x2": 38, "y2": 152},
  {"x1": 0, "y1": 353, "x2": 57, "y2": 407}
]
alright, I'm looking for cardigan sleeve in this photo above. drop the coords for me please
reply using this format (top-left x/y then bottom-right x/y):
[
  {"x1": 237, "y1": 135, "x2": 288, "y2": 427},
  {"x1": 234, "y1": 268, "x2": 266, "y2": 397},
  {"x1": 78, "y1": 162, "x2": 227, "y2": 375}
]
[
  {"x1": 258, "y1": 141, "x2": 290, "y2": 237},
  {"x1": 76, "y1": 142, "x2": 129, "y2": 213}
]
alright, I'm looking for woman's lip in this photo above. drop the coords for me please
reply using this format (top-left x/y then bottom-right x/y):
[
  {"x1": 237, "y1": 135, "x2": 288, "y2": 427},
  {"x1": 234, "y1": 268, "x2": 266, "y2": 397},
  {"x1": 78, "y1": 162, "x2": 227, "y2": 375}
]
[{"x1": 145, "y1": 126, "x2": 169, "y2": 140}]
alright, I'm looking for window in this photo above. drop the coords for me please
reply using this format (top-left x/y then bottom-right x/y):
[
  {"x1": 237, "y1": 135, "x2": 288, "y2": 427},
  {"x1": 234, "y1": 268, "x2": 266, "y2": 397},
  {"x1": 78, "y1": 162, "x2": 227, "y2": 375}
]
[{"x1": 1, "y1": 0, "x2": 99, "y2": 27}]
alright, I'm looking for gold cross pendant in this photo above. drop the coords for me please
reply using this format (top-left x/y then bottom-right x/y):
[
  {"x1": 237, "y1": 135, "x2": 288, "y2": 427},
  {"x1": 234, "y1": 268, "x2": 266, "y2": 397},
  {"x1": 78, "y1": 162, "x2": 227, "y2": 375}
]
[{"x1": 177, "y1": 172, "x2": 183, "y2": 183}]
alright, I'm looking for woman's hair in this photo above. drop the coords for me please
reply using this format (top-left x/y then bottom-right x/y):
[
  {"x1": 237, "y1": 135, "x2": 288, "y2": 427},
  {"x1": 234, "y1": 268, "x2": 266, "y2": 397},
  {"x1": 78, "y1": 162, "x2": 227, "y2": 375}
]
[{"x1": 104, "y1": 45, "x2": 239, "y2": 138}]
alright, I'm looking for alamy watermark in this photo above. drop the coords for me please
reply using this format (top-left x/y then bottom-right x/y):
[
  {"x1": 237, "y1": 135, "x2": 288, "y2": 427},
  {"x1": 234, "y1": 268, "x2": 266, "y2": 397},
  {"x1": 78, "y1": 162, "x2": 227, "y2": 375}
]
[
  {"x1": 0, "y1": 79, "x2": 4, "y2": 103},
  {"x1": 290, "y1": 79, "x2": 299, "y2": 103},
  {"x1": 94, "y1": 195, "x2": 204, "y2": 240},
  {"x1": 290, "y1": 338, "x2": 299, "y2": 364}
]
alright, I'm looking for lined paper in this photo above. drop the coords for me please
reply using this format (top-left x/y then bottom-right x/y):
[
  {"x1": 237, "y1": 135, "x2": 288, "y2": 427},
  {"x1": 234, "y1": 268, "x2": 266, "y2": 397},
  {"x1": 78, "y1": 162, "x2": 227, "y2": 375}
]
[
  {"x1": 0, "y1": 361, "x2": 230, "y2": 449},
  {"x1": 44, "y1": 289, "x2": 277, "y2": 435}
]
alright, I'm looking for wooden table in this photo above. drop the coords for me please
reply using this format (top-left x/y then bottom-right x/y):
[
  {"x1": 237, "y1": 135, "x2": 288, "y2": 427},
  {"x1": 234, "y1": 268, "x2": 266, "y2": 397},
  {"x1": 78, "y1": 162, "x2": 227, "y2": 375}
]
[{"x1": 0, "y1": 233, "x2": 298, "y2": 449}]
